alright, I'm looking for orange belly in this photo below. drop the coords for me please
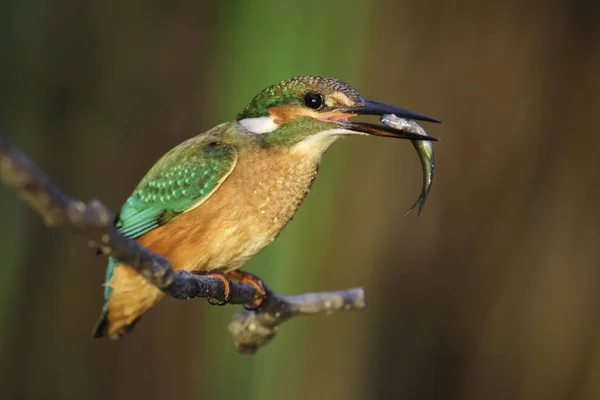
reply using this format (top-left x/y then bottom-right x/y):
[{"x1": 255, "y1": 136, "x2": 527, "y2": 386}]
[{"x1": 104, "y1": 145, "x2": 322, "y2": 337}]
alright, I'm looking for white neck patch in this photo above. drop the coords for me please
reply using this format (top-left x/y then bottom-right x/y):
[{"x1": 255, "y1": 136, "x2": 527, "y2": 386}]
[{"x1": 238, "y1": 116, "x2": 279, "y2": 134}]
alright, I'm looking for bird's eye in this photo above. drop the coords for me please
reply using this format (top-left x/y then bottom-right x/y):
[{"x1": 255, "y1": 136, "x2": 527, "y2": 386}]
[{"x1": 304, "y1": 92, "x2": 324, "y2": 110}]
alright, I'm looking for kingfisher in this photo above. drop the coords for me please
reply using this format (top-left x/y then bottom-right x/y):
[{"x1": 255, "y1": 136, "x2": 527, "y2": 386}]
[{"x1": 93, "y1": 76, "x2": 440, "y2": 339}]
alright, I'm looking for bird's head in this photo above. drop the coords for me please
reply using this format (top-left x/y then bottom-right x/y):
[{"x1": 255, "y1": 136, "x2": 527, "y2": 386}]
[{"x1": 237, "y1": 76, "x2": 440, "y2": 149}]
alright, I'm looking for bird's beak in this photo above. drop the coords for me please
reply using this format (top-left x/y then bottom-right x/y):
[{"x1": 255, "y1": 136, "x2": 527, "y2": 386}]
[{"x1": 334, "y1": 99, "x2": 441, "y2": 141}]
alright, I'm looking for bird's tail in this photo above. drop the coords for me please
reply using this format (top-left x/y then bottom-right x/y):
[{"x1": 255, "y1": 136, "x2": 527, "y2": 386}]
[
  {"x1": 92, "y1": 258, "x2": 163, "y2": 339},
  {"x1": 92, "y1": 310, "x2": 141, "y2": 339}
]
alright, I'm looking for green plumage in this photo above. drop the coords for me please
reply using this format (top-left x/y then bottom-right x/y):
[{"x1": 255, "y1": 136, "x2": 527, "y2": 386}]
[
  {"x1": 238, "y1": 76, "x2": 361, "y2": 119},
  {"x1": 118, "y1": 139, "x2": 237, "y2": 238},
  {"x1": 117, "y1": 149, "x2": 235, "y2": 238},
  {"x1": 101, "y1": 131, "x2": 238, "y2": 305}
]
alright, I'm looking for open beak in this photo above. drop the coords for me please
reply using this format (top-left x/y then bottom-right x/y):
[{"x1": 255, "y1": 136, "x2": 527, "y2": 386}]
[{"x1": 335, "y1": 98, "x2": 441, "y2": 141}]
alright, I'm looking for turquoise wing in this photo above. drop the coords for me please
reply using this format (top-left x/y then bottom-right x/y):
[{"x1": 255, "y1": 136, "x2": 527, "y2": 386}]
[
  {"x1": 93, "y1": 133, "x2": 238, "y2": 338},
  {"x1": 103, "y1": 141, "x2": 237, "y2": 300},
  {"x1": 117, "y1": 142, "x2": 237, "y2": 239}
]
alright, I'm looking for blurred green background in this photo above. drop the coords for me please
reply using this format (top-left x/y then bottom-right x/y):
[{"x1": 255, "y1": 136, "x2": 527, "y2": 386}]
[{"x1": 1, "y1": 0, "x2": 600, "y2": 399}]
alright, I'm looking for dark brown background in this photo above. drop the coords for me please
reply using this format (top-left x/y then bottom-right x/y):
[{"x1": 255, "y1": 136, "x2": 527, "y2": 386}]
[{"x1": 1, "y1": 1, "x2": 599, "y2": 399}]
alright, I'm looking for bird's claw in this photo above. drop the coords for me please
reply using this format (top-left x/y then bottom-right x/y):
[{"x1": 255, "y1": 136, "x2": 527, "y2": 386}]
[
  {"x1": 207, "y1": 295, "x2": 230, "y2": 306},
  {"x1": 227, "y1": 270, "x2": 267, "y2": 310},
  {"x1": 192, "y1": 271, "x2": 232, "y2": 306}
]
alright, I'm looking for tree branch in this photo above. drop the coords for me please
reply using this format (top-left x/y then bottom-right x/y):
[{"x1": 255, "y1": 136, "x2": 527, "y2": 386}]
[{"x1": 0, "y1": 132, "x2": 366, "y2": 353}]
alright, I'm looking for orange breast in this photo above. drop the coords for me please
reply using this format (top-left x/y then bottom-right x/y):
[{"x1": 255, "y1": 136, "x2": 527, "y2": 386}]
[{"x1": 137, "y1": 146, "x2": 320, "y2": 273}]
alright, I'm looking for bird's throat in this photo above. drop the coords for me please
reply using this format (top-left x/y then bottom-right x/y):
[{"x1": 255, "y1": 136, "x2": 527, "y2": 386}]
[{"x1": 290, "y1": 129, "x2": 344, "y2": 159}]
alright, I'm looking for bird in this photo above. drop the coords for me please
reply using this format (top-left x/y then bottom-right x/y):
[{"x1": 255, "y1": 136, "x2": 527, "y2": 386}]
[{"x1": 93, "y1": 76, "x2": 440, "y2": 339}]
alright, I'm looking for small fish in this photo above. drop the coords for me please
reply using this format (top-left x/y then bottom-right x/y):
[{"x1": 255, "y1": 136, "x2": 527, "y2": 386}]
[{"x1": 381, "y1": 114, "x2": 435, "y2": 216}]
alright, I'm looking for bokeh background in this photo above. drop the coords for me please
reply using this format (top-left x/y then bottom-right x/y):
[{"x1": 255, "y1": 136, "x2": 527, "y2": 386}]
[{"x1": 1, "y1": 0, "x2": 600, "y2": 399}]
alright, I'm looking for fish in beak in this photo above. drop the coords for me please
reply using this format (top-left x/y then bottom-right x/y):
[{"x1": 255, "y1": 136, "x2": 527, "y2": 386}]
[{"x1": 335, "y1": 98, "x2": 442, "y2": 141}]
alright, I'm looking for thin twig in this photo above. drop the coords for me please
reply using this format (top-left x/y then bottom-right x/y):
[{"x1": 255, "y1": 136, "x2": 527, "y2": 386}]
[
  {"x1": 0, "y1": 131, "x2": 366, "y2": 353},
  {"x1": 228, "y1": 288, "x2": 366, "y2": 353}
]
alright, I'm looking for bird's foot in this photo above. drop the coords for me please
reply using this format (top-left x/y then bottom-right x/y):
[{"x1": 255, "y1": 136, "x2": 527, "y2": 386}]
[
  {"x1": 192, "y1": 271, "x2": 232, "y2": 306},
  {"x1": 227, "y1": 270, "x2": 267, "y2": 310}
]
